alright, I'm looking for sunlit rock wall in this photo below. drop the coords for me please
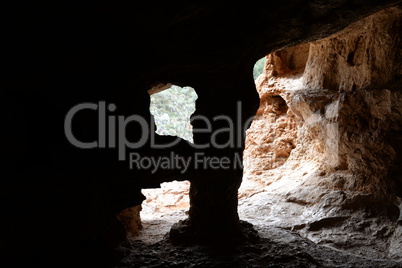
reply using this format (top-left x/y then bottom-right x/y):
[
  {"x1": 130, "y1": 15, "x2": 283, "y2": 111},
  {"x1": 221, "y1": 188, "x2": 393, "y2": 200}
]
[{"x1": 240, "y1": 7, "x2": 402, "y2": 260}]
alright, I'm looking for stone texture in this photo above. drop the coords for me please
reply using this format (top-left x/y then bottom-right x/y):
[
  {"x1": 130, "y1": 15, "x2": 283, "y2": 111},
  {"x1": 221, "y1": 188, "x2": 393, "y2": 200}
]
[
  {"x1": 240, "y1": 6, "x2": 402, "y2": 262},
  {"x1": 303, "y1": 7, "x2": 401, "y2": 92},
  {"x1": 142, "y1": 181, "x2": 190, "y2": 215},
  {"x1": 117, "y1": 224, "x2": 402, "y2": 268}
]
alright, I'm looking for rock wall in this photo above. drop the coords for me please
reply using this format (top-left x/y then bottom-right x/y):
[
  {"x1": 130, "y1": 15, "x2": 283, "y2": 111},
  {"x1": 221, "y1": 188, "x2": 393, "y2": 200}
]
[
  {"x1": 243, "y1": 44, "x2": 310, "y2": 182},
  {"x1": 240, "y1": 6, "x2": 402, "y2": 260},
  {"x1": 117, "y1": 205, "x2": 143, "y2": 237}
]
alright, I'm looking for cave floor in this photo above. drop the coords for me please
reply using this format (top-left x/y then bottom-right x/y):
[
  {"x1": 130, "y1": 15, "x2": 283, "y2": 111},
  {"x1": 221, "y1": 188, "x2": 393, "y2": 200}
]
[
  {"x1": 128, "y1": 176, "x2": 401, "y2": 267},
  {"x1": 116, "y1": 224, "x2": 401, "y2": 268}
]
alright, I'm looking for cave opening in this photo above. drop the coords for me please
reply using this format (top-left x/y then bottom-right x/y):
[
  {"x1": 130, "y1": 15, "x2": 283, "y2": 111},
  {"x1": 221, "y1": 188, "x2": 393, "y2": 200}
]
[
  {"x1": 138, "y1": 181, "x2": 190, "y2": 244},
  {"x1": 148, "y1": 83, "x2": 198, "y2": 143},
  {"x1": 125, "y1": 84, "x2": 196, "y2": 243}
]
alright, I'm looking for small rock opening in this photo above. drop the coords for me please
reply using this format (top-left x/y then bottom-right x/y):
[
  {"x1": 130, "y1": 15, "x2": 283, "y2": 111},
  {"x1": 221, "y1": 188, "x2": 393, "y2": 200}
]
[
  {"x1": 122, "y1": 84, "x2": 197, "y2": 244},
  {"x1": 136, "y1": 181, "x2": 190, "y2": 244},
  {"x1": 149, "y1": 83, "x2": 198, "y2": 143}
]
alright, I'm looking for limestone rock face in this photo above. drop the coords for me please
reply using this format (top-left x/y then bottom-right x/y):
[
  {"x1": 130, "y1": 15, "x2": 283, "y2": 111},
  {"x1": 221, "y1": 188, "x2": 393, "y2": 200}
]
[
  {"x1": 142, "y1": 181, "x2": 190, "y2": 215},
  {"x1": 240, "y1": 7, "x2": 402, "y2": 260},
  {"x1": 303, "y1": 7, "x2": 401, "y2": 92},
  {"x1": 244, "y1": 43, "x2": 310, "y2": 182}
]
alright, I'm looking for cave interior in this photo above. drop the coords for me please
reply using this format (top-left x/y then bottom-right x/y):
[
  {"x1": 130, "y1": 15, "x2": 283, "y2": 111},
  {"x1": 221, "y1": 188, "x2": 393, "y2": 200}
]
[{"x1": 2, "y1": 1, "x2": 402, "y2": 267}]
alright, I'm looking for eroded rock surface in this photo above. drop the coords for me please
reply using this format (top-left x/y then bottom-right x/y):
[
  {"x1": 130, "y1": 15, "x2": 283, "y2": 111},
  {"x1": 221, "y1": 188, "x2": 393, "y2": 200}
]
[{"x1": 240, "y1": 6, "x2": 402, "y2": 262}]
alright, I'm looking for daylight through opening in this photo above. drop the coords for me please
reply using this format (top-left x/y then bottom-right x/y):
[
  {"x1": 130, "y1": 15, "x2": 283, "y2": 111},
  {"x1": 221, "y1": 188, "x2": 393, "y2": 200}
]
[
  {"x1": 128, "y1": 84, "x2": 197, "y2": 243},
  {"x1": 149, "y1": 84, "x2": 198, "y2": 143}
]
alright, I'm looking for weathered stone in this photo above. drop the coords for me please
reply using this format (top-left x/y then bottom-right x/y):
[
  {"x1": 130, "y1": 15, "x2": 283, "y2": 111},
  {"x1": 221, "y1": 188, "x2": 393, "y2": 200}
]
[{"x1": 240, "y1": 6, "x2": 402, "y2": 262}]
